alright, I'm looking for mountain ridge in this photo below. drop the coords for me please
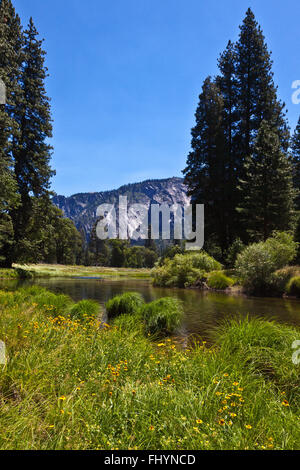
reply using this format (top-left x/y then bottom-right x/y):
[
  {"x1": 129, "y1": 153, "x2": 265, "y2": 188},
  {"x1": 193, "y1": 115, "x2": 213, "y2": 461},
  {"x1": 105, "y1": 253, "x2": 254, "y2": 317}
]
[{"x1": 52, "y1": 177, "x2": 190, "y2": 242}]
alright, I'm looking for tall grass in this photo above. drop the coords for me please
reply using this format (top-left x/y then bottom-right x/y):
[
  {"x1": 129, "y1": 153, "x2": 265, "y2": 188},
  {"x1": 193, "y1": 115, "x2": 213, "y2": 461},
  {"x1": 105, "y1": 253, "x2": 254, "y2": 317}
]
[
  {"x1": 207, "y1": 272, "x2": 235, "y2": 290},
  {"x1": 69, "y1": 299, "x2": 100, "y2": 321},
  {"x1": 105, "y1": 292, "x2": 144, "y2": 319},
  {"x1": 0, "y1": 288, "x2": 299, "y2": 450},
  {"x1": 286, "y1": 277, "x2": 300, "y2": 297},
  {"x1": 141, "y1": 298, "x2": 183, "y2": 336}
]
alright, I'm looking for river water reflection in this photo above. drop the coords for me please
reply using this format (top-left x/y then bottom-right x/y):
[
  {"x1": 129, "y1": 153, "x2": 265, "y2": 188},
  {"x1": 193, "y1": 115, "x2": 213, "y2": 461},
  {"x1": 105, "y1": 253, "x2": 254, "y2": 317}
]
[{"x1": 1, "y1": 277, "x2": 299, "y2": 341}]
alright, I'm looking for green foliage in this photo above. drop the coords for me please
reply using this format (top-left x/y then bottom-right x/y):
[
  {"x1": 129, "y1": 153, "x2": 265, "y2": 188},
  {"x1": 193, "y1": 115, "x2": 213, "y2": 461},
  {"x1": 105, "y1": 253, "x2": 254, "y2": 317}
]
[
  {"x1": 207, "y1": 272, "x2": 234, "y2": 290},
  {"x1": 184, "y1": 9, "x2": 292, "y2": 250},
  {"x1": 152, "y1": 252, "x2": 221, "y2": 288},
  {"x1": 141, "y1": 297, "x2": 183, "y2": 336},
  {"x1": 235, "y1": 232, "x2": 298, "y2": 294},
  {"x1": 264, "y1": 232, "x2": 298, "y2": 270},
  {"x1": 69, "y1": 300, "x2": 100, "y2": 321},
  {"x1": 183, "y1": 77, "x2": 229, "y2": 253},
  {"x1": 215, "y1": 317, "x2": 300, "y2": 402},
  {"x1": 7, "y1": 17, "x2": 55, "y2": 265},
  {"x1": 0, "y1": 288, "x2": 299, "y2": 450},
  {"x1": 87, "y1": 233, "x2": 158, "y2": 269},
  {"x1": 14, "y1": 267, "x2": 33, "y2": 279},
  {"x1": 291, "y1": 116, "x2": 300, "y2": 210},
  {"x1": 0, "y1": 6, "x2": 84, "y2": 268},
  {"x1": 30, "y1": 289, "x2": 73, "y2": 316},
  {"x1": 203, "y1": 239, "x2": 223, "y2": 264},
  {"x1": 112, "y1": 313, "x2": 143, "y2": 334},
  {"x1": 0, "y1": 0, "x2": 22, "y2": 267},
  {"x1": 286, "y1": 277, "x2": 300, "y2": 297},
  {"x1": 0, "y1": 268, "x2": 19, "y2": 279},
  {"x1": 238, "y1": 121, "x2": 296, "y2": 240},
  {"x1": 225, "y1": 238, "x2": 245, "y2": 268},
  {"x1": 106, "y1": 292, "x2": 144, "y2": 319},
  {"x1": 271, "y1": 266, "x2": 300, "y2": 295}
]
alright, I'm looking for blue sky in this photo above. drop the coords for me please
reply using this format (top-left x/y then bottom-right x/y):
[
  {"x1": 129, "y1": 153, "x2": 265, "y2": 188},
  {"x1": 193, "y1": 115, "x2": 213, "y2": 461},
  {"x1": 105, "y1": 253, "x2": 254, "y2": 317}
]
[{"x1": 14, "y1": 0, "x2": 300, "y2": 196}]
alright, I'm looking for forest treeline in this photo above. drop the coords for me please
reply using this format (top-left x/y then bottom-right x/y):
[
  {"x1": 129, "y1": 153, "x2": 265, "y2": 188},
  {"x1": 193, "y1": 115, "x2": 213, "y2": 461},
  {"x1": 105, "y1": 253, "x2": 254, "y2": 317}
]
[{"x1": 183, "y1": 8, "x2": 300, "y2": 262}]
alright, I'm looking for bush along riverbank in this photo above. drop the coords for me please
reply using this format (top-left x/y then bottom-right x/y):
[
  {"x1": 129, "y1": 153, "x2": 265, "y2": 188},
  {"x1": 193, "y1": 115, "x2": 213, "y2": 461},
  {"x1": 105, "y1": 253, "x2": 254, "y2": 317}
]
[
  {"x1": 0, "y1": 287, "x2": 299, "y2": 450},
  {"x1": 152, "y1": 232, "x2": 300, "y2": 298}
]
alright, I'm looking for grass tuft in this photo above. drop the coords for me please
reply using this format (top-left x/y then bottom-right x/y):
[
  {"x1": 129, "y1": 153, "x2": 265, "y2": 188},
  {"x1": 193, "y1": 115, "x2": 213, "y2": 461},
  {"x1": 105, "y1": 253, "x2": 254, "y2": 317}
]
[
  {"x1": 207, "y1": 271, "x2": 235, "y2": 290},
  {"x1": 141, "y1": 297, "x2": 183, "y2": 336},
  {"x1": 69, "y1": 299, "x2": 100, "y2": 321},
  {"x1": 105, "y1": 292, "x2": 144, "y2": 319},
  {"x1": 286, "y1": 276, "x2": 300, "y2": 297}
]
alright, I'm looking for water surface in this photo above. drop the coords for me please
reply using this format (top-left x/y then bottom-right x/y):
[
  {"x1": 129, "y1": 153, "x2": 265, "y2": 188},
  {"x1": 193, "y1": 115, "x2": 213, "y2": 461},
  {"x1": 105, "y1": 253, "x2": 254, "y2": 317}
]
[{"x1": 1, "y1": 277, "x2": 299, "y2": 341}]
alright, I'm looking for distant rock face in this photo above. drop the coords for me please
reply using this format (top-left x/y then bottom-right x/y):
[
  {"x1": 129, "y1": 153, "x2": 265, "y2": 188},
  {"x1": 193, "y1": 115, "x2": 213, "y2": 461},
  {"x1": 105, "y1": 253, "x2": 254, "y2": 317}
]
[{"x1": 52, "y1": 177, "x2": 190, "y2": 242}]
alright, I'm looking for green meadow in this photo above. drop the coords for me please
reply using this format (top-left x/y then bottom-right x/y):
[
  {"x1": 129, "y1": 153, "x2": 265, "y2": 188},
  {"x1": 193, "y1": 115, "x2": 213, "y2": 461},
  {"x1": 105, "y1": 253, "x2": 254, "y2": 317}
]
[{"x1": 0, "y1": 287, "x2": 299, "y2": 450}]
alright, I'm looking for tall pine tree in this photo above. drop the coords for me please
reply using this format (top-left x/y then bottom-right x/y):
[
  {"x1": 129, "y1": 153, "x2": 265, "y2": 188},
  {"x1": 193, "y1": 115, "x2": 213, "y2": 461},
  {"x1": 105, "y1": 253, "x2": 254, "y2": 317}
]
[
  {"x1": 184, "y1": 8, "x2": 293, "y2": 250},
  {"x1": 291, "y1": 117, "x2": 300, "y2": 210},
  {"x1": 0, "y1": 0, "x2": 22, "y2": 266},
  {"x1": 235, "y1": 8, "x2": 289, "y2": 163},
  {"x1": 183, "y1": 77, "x2": 229, "y2": 252},
  {"x1": 10, "y1": 17, "x2": 54, "y2": 262},
  {"x1": 216, "y1": 40, "x2": 239, "y2": 245}
]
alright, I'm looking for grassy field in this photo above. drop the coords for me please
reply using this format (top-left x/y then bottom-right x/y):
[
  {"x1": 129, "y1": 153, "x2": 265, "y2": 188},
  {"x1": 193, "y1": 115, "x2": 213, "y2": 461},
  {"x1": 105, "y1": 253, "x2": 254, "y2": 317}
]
[
  {"x1": 3, "y1": 264, "x2": 151, "y2": 279},
  {"x1": 0, "y1": 287, "x2": 299, "y2": 450}
]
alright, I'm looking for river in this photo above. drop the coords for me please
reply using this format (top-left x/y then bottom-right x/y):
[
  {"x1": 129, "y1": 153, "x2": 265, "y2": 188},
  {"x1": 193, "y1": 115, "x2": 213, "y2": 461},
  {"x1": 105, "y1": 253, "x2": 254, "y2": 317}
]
[{"x1": 1, "y1": 277, "x2": 299, "y2": 341}]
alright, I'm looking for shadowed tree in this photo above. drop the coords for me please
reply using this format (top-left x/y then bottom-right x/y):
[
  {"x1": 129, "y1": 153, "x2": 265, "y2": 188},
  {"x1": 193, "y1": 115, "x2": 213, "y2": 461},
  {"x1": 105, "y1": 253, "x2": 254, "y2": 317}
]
[
  {"x1": 0, "y1": 0, "x2": 22, "y2": 266},
  {"x1": 238, "y1": 121, "x2": 296, "y2": 241}
]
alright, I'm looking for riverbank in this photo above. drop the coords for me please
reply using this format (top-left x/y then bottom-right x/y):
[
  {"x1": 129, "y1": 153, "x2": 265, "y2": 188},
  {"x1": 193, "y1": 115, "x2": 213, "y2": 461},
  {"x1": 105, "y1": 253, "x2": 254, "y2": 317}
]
[
  {"x1": 0, "y1": 264, "x2": 151, "y2": 280},
  {"x1": 0, "y1": 287, "x2": 299, "y2": 450}
]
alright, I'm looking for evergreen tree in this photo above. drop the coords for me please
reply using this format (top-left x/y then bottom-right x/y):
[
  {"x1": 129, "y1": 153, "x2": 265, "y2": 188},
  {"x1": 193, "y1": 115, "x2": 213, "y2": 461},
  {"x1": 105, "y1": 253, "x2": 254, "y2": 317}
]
[
  {"x1": 291, "y1": 117, "x2": 300, "y2": 210},
  {"x1": 238, "y1": 121, "x2": 295, "y2": 241},
  {"x1": 183, "y1": 77, "x2": 229, "y2": 253},
  {"x1": 0, "y1": 157, "x2": 18, "y2": 266},
  {"x1": 235, "y1": 8, "x2": 289, "y2": 163},
  {"x1": 184, "y1": 9, "x2": 292, "y2": 250},
  {"x1": 88, "y1": 223, "x2": 111, "y2": 266},
  {"x1": 216, "y1": 40, "x2": 239, "y2": 244},
  {"x1": 0, "y1": 0, "x2": 22, "y2": 266},
  {"x1": 10, "y1": 17, "x2": 54, "y2": 262}
]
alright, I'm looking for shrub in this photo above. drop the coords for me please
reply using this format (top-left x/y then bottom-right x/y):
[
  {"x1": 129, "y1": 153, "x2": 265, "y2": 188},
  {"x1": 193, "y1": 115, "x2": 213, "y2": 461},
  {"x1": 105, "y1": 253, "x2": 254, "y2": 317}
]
[
  {"x1": 264, "y1": 232, "x2": 298, "y2": 269},
  {"x1": 235, "y1": 232, "x2": 298, "y2": 294},
  {"x1": 14, "y1": 267, "x2": 34, "y2": 279},
  {"x1": 152, "y1": 252, "x2": 221, "y2": 288},
  {"x1": 225, "y1": 238, "x2": 245, "y2": 268},
  {"x1": 69, "y1": 300, "x2": 100, "y2": 321},
  {"x1": 106, "y1": 292, "x2": 144, "y2": 319},
  {"x1": 0, "y1": 269, "x2": 19, "y2": 279},
  {"x1": 286, "y1": 277, "x2": 300, "y2": 297},
  {"x1": 141, "y1": 297, "x2": 183, "y2": 336},
  {"x1": 271, "y1": 266, "x2": 300, "y2": 295},
  {"x1": 207, "y1": 272, "x2": 234, "y2": 290}
]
